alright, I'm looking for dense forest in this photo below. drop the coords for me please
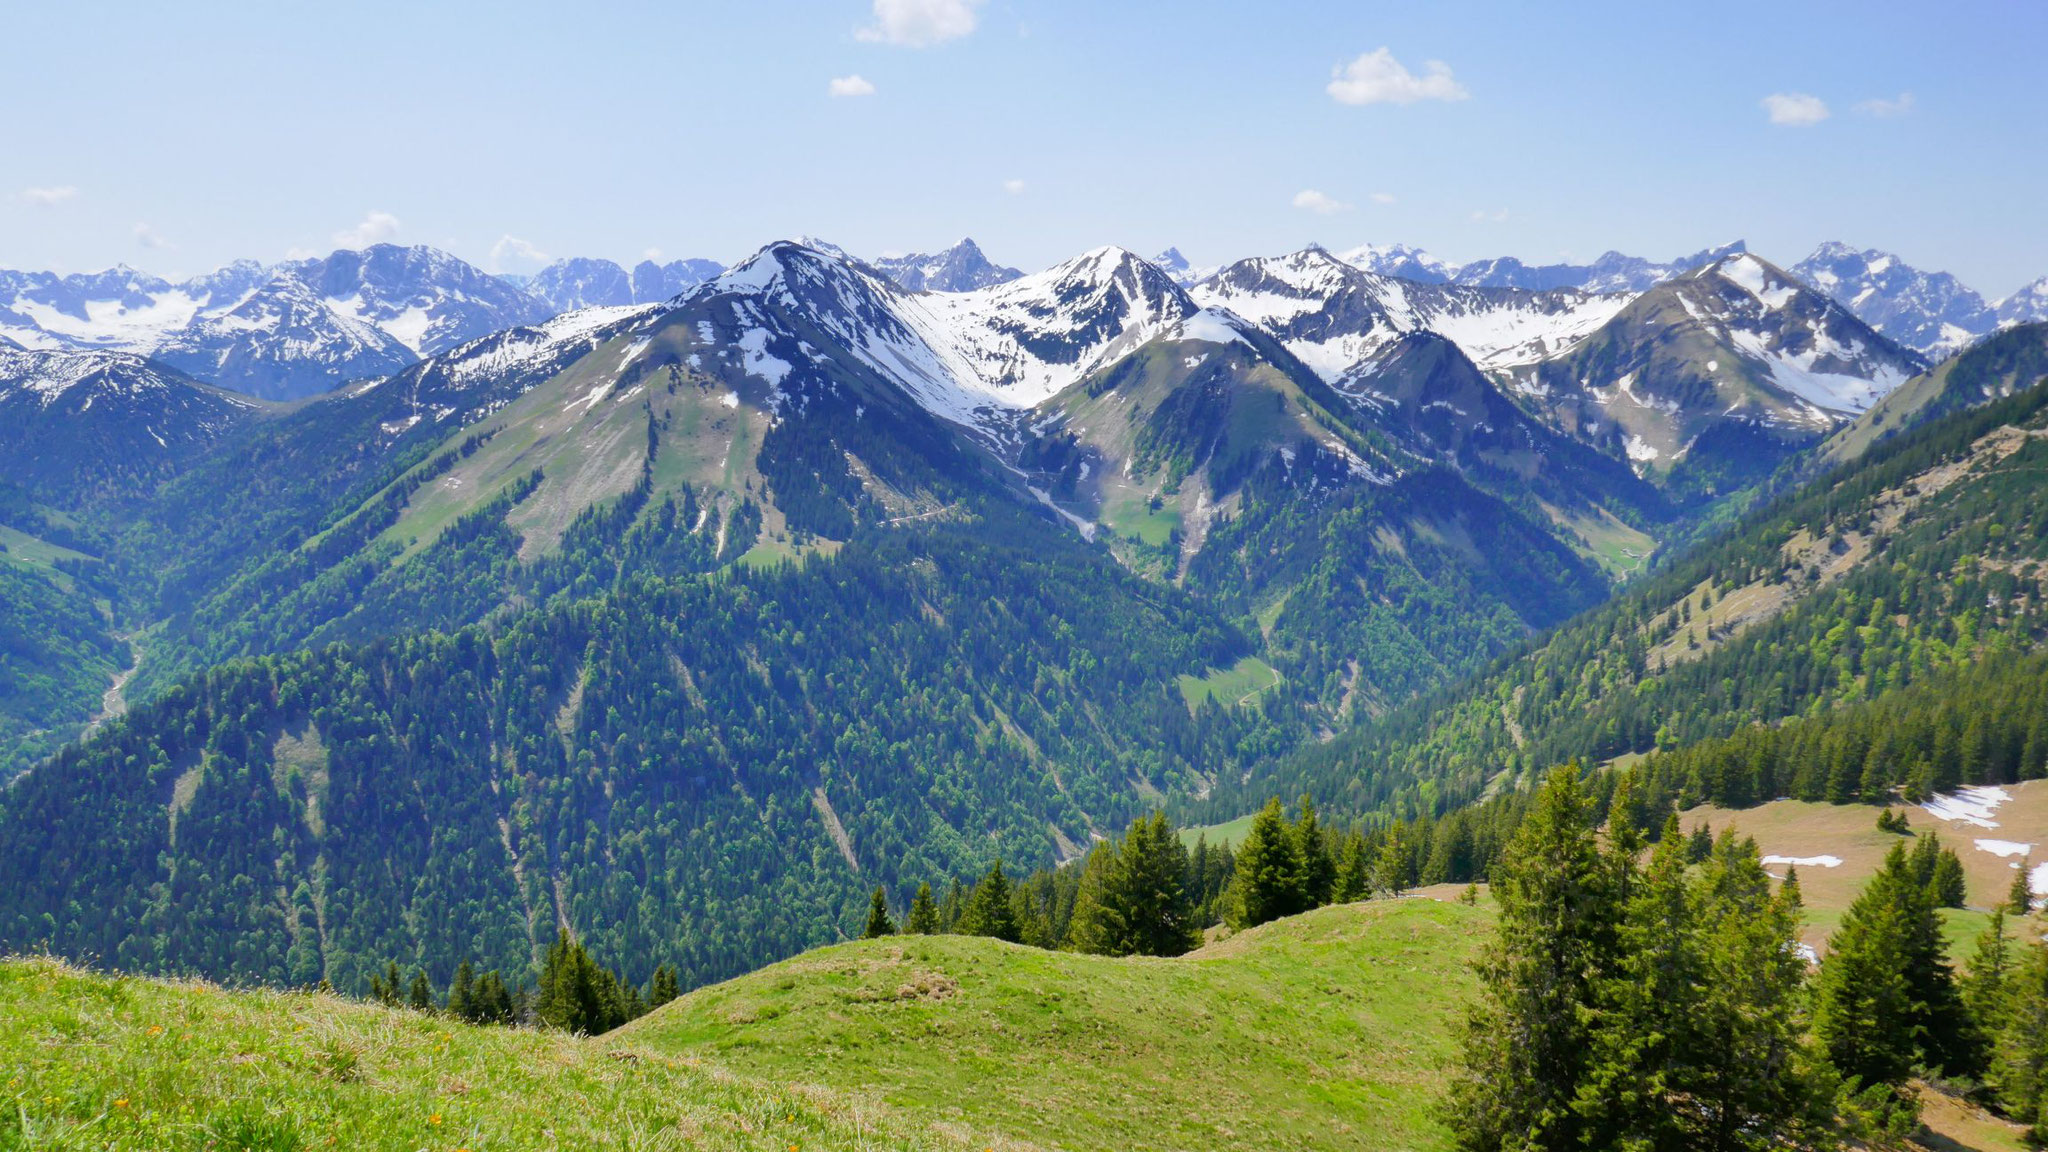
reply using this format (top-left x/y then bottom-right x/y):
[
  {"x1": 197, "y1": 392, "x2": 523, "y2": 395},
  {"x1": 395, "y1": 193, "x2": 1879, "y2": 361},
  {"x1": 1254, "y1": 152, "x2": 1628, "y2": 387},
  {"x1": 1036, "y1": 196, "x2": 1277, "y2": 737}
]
[{"x1": 0, "y1": 510, "x2": 1299, "y2": 993}]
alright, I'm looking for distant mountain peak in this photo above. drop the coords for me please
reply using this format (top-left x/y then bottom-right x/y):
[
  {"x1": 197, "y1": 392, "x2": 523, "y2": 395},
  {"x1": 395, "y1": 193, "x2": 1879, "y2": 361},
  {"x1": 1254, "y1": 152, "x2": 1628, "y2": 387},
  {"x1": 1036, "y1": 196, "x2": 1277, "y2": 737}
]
[
  {"x1": 872, "y1": 237, "x2": 1023, "y2": 293},
  {"x1": 1791, "y1": 242, "x2": 1994, "y2": 356}
]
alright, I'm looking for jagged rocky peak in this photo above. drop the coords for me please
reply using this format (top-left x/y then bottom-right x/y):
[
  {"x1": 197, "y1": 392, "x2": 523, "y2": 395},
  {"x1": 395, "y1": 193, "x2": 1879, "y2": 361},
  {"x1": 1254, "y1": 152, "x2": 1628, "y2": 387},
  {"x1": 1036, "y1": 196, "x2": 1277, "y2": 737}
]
[
  {"x1": 1791, "y1": 242, "x2": 1996, "y2": 356},
  {"x1": 872, "y1": 238, "x2": 1023, "y2": 293}
]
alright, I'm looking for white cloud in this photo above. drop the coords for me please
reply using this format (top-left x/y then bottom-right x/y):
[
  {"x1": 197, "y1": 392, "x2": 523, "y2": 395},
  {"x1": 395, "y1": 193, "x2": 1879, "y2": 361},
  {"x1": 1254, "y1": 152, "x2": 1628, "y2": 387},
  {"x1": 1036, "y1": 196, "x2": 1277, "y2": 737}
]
[
  {"x1": 21, "y1": 185, "x2": 78, "y2": 206},
  {"x1": 1761, "y1": 92, "x2": 1830, "y2": 126},
  {"x1": 1327, "y1": 48, "x2": 1469, "y2": 106},
  {"x1": 333, "y1": 211, "x2": 402, "y2": 249},
  {"x1": 133, "y1": 222, "x2": 173, "y2": 250},
  {"x1": 1370, "y1": 191, "x2": 1397, "y2": 205},
  {"x1": 488, "y1": 234, "x2": 551, "y2": 273},
  {"x1": 1003, "y1": 178, "x2": 1026, "y2": 195},
  {"x1": 1470, "y1": 208, "x2": 1509, "y2": 223},
  {"x1": 1292, "y1": 189, "x2": 1351, "y2": 216},
  {"x1": 1855, "y1": 92, "x2": 1915, "y2": 118},
  {"x1": 642, "y1": 247, "x2": 664, "y2": 262},
  {"x1": 828, "y1": 74, "x2": 877, "y2": 97},
  {"x1": 283, "y1": 246, "x2": 319, "y2": 260},
  {"x1": 857, "y1": 0, "x2": 982, "y2": 47}
]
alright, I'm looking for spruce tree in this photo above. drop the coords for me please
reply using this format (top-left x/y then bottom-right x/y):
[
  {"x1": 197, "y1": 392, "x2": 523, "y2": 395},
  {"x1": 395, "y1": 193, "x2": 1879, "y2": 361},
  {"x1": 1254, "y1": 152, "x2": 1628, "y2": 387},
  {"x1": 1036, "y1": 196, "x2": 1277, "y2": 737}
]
[
  {"x1": 407, "y1": 969, "x2": 433, "y2": 1012},
  {"x1": 1964, "y1": 910, "x2": 2014, "y2": 1035},
  {"x1": 1816, "y1": 844, "x2": 1983, "y2": 1087},
  {"x1": 956, "y1": 861, "x2": 1021, "y2": 943},
  {"x1": 1444, "y1": 765, "x2": 1621, "y2": 1152},
  {"x1": 447, "y1": 960, "x2": 475, "y2": 1020},
  {"x1": 1333, "y1": 831, "x2": 1371, "y2": 902},
  {"x1": 905, "y1": 882, "x2": 940, "y2": 934},
  {"x1": 1067, "y1": 839, "x2": 1124, "y2": 955},
  {"x1": 1372, "y1": 823, "x2": 1410, "y2": 898},
  {"x1": 1992, "y1": 939, "x2": 2048, "y2": 1140},
  {"x1": 1295, "y1": 795, "x2": 1336, "y2": 909},
  {"x1": 862, "y1": 886, "x2": 896, "y2": 938},
  {"x1": 1230, "y1": 797, "x2": 1305, "y2": 929},
  {"x1": 648, "y1": 963, "x2": 680, "y2": 1009},
  {"x1": 2011, "y1": 862, "x2": 2036, "y2": 916}
]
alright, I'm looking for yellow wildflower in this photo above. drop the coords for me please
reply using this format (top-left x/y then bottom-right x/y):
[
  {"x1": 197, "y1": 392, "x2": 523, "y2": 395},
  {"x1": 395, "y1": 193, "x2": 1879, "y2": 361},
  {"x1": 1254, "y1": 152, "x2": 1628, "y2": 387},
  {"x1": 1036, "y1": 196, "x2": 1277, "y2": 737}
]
[
  {"x1": 429, "y1": 1113, "x2": 443, "y2": 1126},
  {"x1": 114, "y1": 1098, "x2": 130, "y2": 1108}
]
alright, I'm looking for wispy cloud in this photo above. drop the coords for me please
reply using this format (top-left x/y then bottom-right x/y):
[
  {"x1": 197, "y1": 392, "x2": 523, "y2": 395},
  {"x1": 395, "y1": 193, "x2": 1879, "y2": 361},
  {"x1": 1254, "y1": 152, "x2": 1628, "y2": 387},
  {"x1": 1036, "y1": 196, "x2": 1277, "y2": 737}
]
[
  {"x1": 1327, "y1": 48, "x2": 1469, "y2": 106},
  {"x1": 133, "y1": 222, "x2": 173, "y2": 250},
  {"x1": 21, "y1": 185, "x2": 78, "y2": 206},
  {"x1": 1761, "y1": 92, "x2": 1830, "y2": 126},
  {"x1": 828, "y1": 74, "x2": 876, "y2": 98},
  {"x1": 1855, "y1": 92, "x2": 1915, "y2": 118},
  {"x1": 1369, "y1": 192, "x2": 1397, "y2": 205},
  {"x1": 489, "y1": 234, "x2": 550, "y2": 273},
  {"x1": 857, "y1": 0, "x2": 982, "y2": 47},
  {"x1": 1293, "y1": 189, "x2": 1352, "y2": 215},
  {"x1": 1470, "y1": 208, "x2": 1509, "y2": 223},
  {"x1": 642, "y1": 247, "x2": 664, "y2": 262},
  {"x1": 1003, "y1": 178, "x2": 1026, "y2": 195},
  {"x1": 333, "y1": 211, "x2": 402, "y2": 248}
]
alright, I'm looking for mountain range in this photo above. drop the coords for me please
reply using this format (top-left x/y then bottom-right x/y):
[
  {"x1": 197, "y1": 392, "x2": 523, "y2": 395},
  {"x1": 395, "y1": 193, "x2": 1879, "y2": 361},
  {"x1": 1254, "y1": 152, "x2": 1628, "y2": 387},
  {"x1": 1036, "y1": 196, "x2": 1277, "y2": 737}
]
[{"x1": 7, "y1": 236, "x2": 2042, "y2": 406}]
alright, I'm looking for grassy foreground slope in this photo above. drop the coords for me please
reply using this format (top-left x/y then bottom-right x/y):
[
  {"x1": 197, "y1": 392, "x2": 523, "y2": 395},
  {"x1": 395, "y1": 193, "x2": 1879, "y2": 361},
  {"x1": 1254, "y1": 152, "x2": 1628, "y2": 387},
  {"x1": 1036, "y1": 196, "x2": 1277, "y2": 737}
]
[
  {"x1": 624, "y1": 900, "x2": 1488, "y2": 1152},
  {"x1": 0, "y1": 957, "x2": 950, "y2": 1152}
]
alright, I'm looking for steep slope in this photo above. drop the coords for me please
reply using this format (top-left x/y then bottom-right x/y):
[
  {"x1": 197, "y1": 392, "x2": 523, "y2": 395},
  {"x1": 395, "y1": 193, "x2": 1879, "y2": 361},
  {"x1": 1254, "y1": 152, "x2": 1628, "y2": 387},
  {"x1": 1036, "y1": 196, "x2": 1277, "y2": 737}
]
[
  {"x1": 1823, "y1": 322, "x2": 2048, "y2": 466},
  {"x1": 871, "y1": 237, "x2": 1022, "y2": 292},
  {"x1": 0, "y1": 348, "x2": 263, "y2": 503},
  {"x1": 1212, "y1": 371, "x2": 2048, "y2": 823},
  {"x1": 151, "y1": 268, "x2": 418, "y2": 399},
  {"x1": 628, "y1": 900, "x2": 1487, "y2": 1152},
  {"x1": 1793, "y1": 242, "x2": 1996, "y2": 356},
  {"x1": 0, "y1": 957, "x2": 952, "y2": 1152},
  {"x1": 1998, "y1": 277, "x2": 2048, "y2": 327},
  {"x1": 0, "y1": 517, "x2": 1270, "y2": 989},
  {"x1": 1195, "y1": 247, "x2": 1631, "y2": 384},
  {"x1": 291, "y1": 244, "x2": 551, "y2": 355},
  {"x1": 1509, "y1": 252, "x2": 1926, "y2": 501}
]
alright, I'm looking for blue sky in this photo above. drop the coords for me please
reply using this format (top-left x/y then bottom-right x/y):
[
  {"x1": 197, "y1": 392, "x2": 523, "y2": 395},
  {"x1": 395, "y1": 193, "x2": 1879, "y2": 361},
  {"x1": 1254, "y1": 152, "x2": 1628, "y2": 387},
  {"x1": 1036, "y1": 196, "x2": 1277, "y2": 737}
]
[{"x1": 5, "y1": 0, "x2": 2045, "y2": 295}]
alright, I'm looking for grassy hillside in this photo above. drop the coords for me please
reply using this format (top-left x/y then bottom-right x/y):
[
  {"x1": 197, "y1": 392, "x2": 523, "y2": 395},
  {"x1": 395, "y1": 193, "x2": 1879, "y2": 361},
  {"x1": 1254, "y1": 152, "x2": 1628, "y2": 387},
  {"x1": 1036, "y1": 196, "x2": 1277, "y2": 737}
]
[
  {"x1": 1685, "y1": 780, "x2": 2048, "y2": 955},
  {"x1": 623, "y1": 899, "x2": 1489, "y2": 1152},
  {"x1": 0, "y1": 956, "x2": 952, "y2": 1152}
]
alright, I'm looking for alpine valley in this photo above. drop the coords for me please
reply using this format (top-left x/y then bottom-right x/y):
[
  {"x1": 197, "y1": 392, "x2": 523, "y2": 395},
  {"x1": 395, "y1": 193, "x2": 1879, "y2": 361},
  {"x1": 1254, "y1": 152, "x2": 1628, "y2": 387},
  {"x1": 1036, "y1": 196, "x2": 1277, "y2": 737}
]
[{"x1": 6, "y1": 226, "x2": 2048, "y2": 1149}]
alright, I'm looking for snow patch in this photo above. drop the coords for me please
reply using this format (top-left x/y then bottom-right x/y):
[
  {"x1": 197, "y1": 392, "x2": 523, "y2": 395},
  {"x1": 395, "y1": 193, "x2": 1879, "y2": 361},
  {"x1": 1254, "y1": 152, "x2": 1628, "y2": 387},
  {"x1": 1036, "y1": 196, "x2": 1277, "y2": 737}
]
[
  {"x1": 1762, "y1": 855, "x2": 1843, "y2": 868},
  {"x1": 1976, "y1": 839, "x2": 2034, "y2": 858},
  {"x1": 1922, "y1": 786, "x2": 2013, "y2": 829}
]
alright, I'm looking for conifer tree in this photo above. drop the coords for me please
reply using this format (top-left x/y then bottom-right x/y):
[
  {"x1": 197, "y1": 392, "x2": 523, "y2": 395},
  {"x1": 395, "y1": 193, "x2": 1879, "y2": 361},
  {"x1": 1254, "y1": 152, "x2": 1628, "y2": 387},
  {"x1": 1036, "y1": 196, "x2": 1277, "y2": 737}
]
[
  {"x1": 1816, "y1": 844, "x2": 1983, "y2": 1090},
  {"x1": 956, "y1": 861, "x2": 1021, "y2": 943},
  {"x1": 1333, "y1": 831, "x2": 1371, "y2": 902},
  {"x1": 1372, "y1": 823, "x2": 1410, "y2": 898},
  {"x1": 648, "y1": 963, "x2": 680, "y2": 1009},
  {"x1": 1445, "y1": 765, "x2": 1621, "y2": 1152},
  {"x1": 407, "y1": 969, "x2": 433, "y2": 1011},
  {"x1": 1295, "y1": 795, "x2": 1336, "y2": 908},
  {"x1": 905, "y1": 882, "x2": 940, "y2": 934},
  {"x1": 1992, "y1": 939, "x2": 2048, "y2": 1141},
  {"x1": 1965, "y1": 910, "x2": 2014, "y2": 1034},
  {"x1": 1067, "y1": 840, "x2": 1123, "y2": 955},
  {"x1": 536, "y1": 929, "x2": 629, "y2": 1035},
  {"x1": 862, "y1": 886, "x2": 896, "y2": 938},
  {"x1": 2011, "y1": 862, "x2": 2036, "y2": 916},
  {"x1": 937, "y1": 881, "x2": 964, "y2": 933},
  {"x1": 1230, "y1": 797, "x2": 1305, "y2": 929},
  {"x1": 446, "y1": 960, "x2": 475, "y2": 1020}
]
